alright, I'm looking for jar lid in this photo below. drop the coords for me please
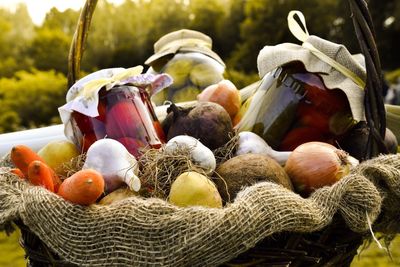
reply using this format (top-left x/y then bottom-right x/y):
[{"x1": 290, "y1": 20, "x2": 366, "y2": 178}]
[{"x1": 145, "y1": 29, "x2": 225, "y2": 67}]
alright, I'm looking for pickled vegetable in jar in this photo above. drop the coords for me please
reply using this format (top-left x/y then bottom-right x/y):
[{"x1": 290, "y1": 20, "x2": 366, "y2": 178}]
[
  {"x1": 145, "y1": 29, "x2": 225, "y2": 105},
  {"x1": 59, "y1": 67, "x2": 172, "y2": 158},
  {"x1": 252, "y1": 62, "x2": 355, "y2": 150},
  {"x1": 71, "y1": 86, "x2": 165, "y2": 158}
]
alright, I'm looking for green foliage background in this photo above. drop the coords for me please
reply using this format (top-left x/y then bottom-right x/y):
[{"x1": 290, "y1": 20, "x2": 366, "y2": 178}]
[{"x1": 0, "y1": 0, "x2": 400, "y2": 133}]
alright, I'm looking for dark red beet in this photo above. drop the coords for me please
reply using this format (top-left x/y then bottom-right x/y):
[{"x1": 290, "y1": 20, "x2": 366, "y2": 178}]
[{"x1": 165, "y1": 102, "x2": 233, "y2": 150}]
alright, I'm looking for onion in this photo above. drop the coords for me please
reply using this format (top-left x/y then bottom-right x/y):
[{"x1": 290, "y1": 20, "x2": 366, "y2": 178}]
[{"x1": 284, "y1": 141, "x2": 358, "y2": 196}]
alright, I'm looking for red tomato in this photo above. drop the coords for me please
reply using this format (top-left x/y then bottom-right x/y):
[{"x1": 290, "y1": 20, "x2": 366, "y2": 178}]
[
  {"x1": 297, "y1": 103, "x2": 330, "y2": 133},
  {"x1": 72, "y1": 111, "x2": 105, "y2": 136},
  {"x1": 292, "y1": 72, "x2": 348, "y2": 115},
  {"x1": 279, "y1": 127, "x2": 327, "y2": 151}
]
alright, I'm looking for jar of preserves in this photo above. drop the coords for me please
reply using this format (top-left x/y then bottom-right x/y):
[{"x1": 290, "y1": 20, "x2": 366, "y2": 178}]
[
  {"x1": 145, "y1": 29, "x2": 225, "y2": 105},
  {"x1": 71, "y1": 86, "x2": 165, "y2": 158},
  {"x1": 251, "y1": 62, "x2": 355, "y2": 150},
  {"x1": 59, "y1": 67, "x2": 171, "y2": 158}
]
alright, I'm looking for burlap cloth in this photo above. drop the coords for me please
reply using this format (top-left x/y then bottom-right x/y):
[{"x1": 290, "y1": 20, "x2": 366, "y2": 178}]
[{"x1": 0, "y1": 154, "x2": 399, "y2": 266}]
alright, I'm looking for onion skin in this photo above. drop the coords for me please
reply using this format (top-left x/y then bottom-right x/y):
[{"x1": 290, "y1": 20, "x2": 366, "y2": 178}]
[
  {"x1": 284, "y1": 142, "x2": 351, "y2": 196},
  {"x1": 197, "y1": 79, "x2": 241, "y2": 120}
]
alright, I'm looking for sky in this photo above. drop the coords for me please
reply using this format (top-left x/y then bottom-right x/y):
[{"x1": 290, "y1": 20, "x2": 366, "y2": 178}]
[{"x1": 0, "y1": 0, "x2": 124, "y2": 25}]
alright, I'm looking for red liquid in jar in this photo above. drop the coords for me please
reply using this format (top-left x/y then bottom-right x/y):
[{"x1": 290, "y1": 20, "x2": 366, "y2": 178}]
[{"x1": 71, "y1": 86, "x2": 165, "y2": 156}]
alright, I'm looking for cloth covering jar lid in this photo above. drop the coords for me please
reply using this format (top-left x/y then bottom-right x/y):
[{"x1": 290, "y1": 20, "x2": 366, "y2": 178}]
[{"x1": 145, "y1": 29, "x2": 225, "y2": 67}]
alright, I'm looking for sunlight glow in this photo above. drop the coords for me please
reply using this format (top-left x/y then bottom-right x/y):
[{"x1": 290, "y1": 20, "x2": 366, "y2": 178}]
[{"x1": 0, "y1": 0, "x2": 124, "y2": 25}]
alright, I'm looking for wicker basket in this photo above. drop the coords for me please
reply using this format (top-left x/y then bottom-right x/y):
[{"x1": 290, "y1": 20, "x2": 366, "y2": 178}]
[{"x1": 16, "y1": 0, "x2": 389, "y2": 266}]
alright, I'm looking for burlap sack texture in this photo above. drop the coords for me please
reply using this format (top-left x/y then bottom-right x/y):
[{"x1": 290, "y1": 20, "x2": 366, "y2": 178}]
[{"x1": 0, "y1": 154, "x2": 399, "y2": 266}]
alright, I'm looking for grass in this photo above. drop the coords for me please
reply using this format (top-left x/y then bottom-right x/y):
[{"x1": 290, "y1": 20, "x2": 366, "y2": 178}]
[
  {"x1": 351, "y1": 236, "x2": 400, "y2": 267},
  {"x1": 0, "y1": 229, "x2": 399, "y2": 266},
  {"x1": 0, "y1": 230, "x2": 26, "y2": 267}
]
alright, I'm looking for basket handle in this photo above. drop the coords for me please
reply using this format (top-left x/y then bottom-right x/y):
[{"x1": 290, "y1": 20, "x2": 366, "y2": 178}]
[
  {"x1": 67, "y1": 0, "x2": 387, "y2": 159},
  {"x1": 348, "y1": 0, "x2": 387, "y2": 158},
  {"x1": 67, "y1": 0, "x2": 98, "y2": 89}
]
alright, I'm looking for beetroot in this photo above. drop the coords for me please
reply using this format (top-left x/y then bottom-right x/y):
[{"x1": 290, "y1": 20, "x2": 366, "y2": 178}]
[{"x1": 163, "y1": 102, "x2": 233, "y2": 150}]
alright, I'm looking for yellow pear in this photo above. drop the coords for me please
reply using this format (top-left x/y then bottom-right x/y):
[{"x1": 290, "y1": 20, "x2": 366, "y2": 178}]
[
  {"x1": 169, "y1": 171, "x2": 222, "y2": 208},
  {"x1": 38, "y1": 140, "x2": 80, "y2": 175}
]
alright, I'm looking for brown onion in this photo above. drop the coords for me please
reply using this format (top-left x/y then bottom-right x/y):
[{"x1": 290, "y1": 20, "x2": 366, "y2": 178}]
[{"x1": 284, "y1": 141, "x2": 356, "y2": 196}]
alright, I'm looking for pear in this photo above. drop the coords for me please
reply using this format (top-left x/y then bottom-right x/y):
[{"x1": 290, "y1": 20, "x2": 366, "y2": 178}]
[
  {"x1": 169, "y1": 171, "x2": 222, "y2": 208},
  {"x1": 37, "y1": 140, "x2": 80, "y2": 175}
]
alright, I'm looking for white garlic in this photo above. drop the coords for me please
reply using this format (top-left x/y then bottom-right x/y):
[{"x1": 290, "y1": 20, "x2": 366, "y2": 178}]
[
  {"x1": 83, "y1": 138, "x2": 141, "y2": 192},
  {"x1": 164, "y1": 135, "x2": 216, "y2": 174},
  {"x1": 236, "y1": 131, "x2": 291, "y2": 165}
]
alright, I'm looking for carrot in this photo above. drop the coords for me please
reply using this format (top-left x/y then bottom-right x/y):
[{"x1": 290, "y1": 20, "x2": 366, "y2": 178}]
[
  {"x1": 10, "y1": 145, "x2": 44, "y2": 177},
  {"x1": 10, "y1": 168, "x2": 25, "y2": 179},
  {"x1": 50, "y1": 169, "x2": 62, "y2": 193},
  {"x1": 27, "y1": 161, "x2": 55, "y2": 192},
  {"x1": 10, "y1": 144, "x2": 62, "y2": 191},
  {"x1": 58, "y1": 169, "x2": 105, "y2": 206}
]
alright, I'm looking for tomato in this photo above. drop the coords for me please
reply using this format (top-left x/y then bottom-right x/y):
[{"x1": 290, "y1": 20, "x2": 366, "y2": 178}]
[
  {"x1": 297, "y1": 103, "x2": 330, "y2": 133},
  {"x1": 292, "y1": 72, "x2": 348, "y2": 115},
  {"x1": 279, "y1": 127, "x2": 327, "y2": 151}
]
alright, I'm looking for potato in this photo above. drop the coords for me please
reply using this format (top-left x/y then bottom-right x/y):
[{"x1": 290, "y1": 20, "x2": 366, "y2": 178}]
[
  {"x1": 98, "y1": 187, "x2": 137, "y2": 205},
  {"x1": 214, "y1": 153, "x2": 293, "y2": 203}
]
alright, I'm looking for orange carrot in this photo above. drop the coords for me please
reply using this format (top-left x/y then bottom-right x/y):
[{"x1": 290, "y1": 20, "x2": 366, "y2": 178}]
[
  {"x1": 10, "y1": 168, "x2": 25, "y2": 179},
  {"x1": 10, "y1": 144, "x2": 62, "y2": 191},
  {"x1": 10, "y1": 145, "x2": 44, "y2": 177},
  {"x1": 58, "y1": 169, "x2": 105, "y2": 206},
  {"x1": 27, "y1": 161, "x2": 55, "y2": 192}
]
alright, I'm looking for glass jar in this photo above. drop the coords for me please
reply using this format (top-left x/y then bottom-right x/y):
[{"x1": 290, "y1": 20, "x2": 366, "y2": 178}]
[
  {"x1": 252, "y1": 62, "x2": 355, "y2": 150},
  {"x1": 71, "y1": 85, "x2": 165, "y2": 158},
  {"x1": 145, "y1": 29, "x2": 225, "y2": 105}
]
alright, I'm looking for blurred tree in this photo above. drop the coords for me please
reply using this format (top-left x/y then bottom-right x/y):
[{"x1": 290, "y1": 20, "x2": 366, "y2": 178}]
[
  {"x1": 0, "y1": 70, "x2": 67, "y2": 133},
  {"x1": 141, "y1": 0, "x2": 190, "y2": 66},
  {"x1": 82, "y1": 1, "x2": 119, "y2": 71},
  {"x1": 368, "y1": 0, "x2": 400, "y2": 70},
  {"x1": 0, "y1": 5, "x2": 34, "y2": 77},
  {"x1": 82, "y1": 0, "x2": 190, "y2": 72},
  {"x1": 227, "y1": 0, "x2": 338, "y2": 73},
  {"x1": 216, "y1": 0, "x2": 246, "y2": 61},
  {"x1": 27, "y1": 28, "x2": 71, "y2": 74},
  {"x1": 187, "y1": 0, "x2": 225, "y2": 53},
  {"x1": 42, "y1": 7, "x2": 80, "y2": 36}
]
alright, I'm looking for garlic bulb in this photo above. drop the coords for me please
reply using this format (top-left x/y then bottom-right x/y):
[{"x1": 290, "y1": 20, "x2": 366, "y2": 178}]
[
  {"x1": 164, "y1": 135, "x2": 216, "y2": 174},
  {"x1": 83, "y1": 138, "x2": 141, "y2": 193},
  {"x1": 236, "y1": 131, "x2": 291, "y2": 165}
]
